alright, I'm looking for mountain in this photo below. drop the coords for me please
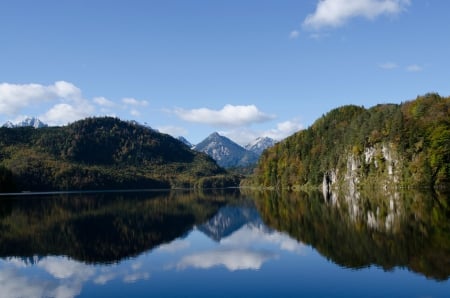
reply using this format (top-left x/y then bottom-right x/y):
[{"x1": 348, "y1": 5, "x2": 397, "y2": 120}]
[
  {"x1": 2, "y1": 117, "x2": 48, "y2": 128},
  {"x1": 193, "y1": 132, "x2": 258, "y2": 168},
  {"x1": 0, "y1": 117, "x2": 240, "y2": 192},
  {"x1": 2, "y1": 121, "x2": 15, "y2": 128},
  {"x1": 17, "y1": 117, "x2": 48, "y2": 128},
  {"x1": 177, "y1": 136, "x2": 193, "y2": 148},
  {"x1": 246, "y1": 93, "x2": 450, "y2": 190},
  {"x1": 245, "y1": 137, "x2": 276, "y2": 155}
]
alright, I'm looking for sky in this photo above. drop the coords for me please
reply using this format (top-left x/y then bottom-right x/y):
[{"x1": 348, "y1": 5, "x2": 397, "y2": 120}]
[{"x1": 0, "y1": 0, "x2": 449, "y2": 145}]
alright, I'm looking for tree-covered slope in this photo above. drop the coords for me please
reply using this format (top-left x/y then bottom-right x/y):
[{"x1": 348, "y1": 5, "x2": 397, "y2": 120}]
[
  {"x1": 247, "y1": 94, "x2": 450, "y2": 190},
  {"x1": 0, "y1": 117, "x2": 238, "y2": 191}
]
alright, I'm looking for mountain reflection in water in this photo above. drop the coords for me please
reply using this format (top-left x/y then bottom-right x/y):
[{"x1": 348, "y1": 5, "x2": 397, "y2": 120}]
[{"x1": 0, "y1": 189, "x2": 449, "y2": 298}]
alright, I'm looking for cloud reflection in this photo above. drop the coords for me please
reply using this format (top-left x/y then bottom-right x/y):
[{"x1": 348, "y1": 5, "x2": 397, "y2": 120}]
[
  {"x1": 174, "y1": 223, "x2": 305, "y2": 272},
  {"x1": 177, "y1": 249, "x2": 275, "y2": 271},
  {"x1": 157, "y1": 239, "x2": 190, "y2": 253},
  {"x1": 221, "y1": 225, "x2": 306, "y2": 255},
  {"x1": 123, "y1": 272, "x2": 150, "y2": 283},
  {"x1": 0, "y1": 268, "x2": 48, "y2": 298},
  {"x1": 0, "y1": 256, "x2": 151, "y2": 298},
  {"x1": 38, "y1": 256, "x2": 95, "y2": 280}
]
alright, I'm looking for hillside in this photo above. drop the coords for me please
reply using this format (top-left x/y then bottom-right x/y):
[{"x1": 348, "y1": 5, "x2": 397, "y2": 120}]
[
  {"x1": 247, "y1": 93, "x2": 450, "y2": 190},
  {"x1": 0, "y1": 117, "x2": 239, "y2": 192}
]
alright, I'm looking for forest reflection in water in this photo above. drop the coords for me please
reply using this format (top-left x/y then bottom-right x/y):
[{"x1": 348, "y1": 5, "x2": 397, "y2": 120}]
[
  {"x1": 0, "y1": 188, "x2": 449, "y2": 298},
  {"x1": 0, "y1": 189, "x2": 238, "y2": 263},
  {"x1": 253, "y1": 188, "x2": 450, "y2": 281}
]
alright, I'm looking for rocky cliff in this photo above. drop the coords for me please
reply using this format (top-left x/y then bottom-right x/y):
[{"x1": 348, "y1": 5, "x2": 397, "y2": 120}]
[{"x1": 247, "y1": 93, "x2": 450, "y2": 190}]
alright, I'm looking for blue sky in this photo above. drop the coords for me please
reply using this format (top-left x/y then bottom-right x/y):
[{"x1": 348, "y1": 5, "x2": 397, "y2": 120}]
[{"x1": 0, "y1": 0, "x2": 449, "y2": 145}]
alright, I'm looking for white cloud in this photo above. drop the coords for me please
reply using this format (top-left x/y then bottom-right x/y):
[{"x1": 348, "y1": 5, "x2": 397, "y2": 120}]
[
  {"x1": 0, "y1": 81, "x2": 81, "y2": 116},
  {"x1": 406, "y1": 64, "x2": 422, "y2": 72},
  {"x1": 174, "y1": 104, "x2": 275, "y2": 127},
  {"x1": 41, "y1": 101, "x2": 95, "y2": 125},
  {"x1": 0, "y1": 81, "x2": 96, "y2": 126},
  {"x1": 289, "y1": 30, "x2": 300, "y2": 39},
  {"x1": 130, "y1": 109, "x2": 141, "y2": 117},
  {"x1": 264, "y1": 119, "x2": 303, "y2": 139},
  {"x1": 122, "y1": 97, "x2": 148, "y2": 106},
  {"x1": 379, "y1": 62, "x2": 398, "y2": 69},
  {"x1": 93, "y1": 97, "x2": 116, "y2": 108},
  {"x1": 303, "y1": 0, "x2": 411, "y2": 30},
  {"x1": 221, "y1": 128, "x2": 260, "y2": 146},
  {"x1": 222, "y1": 119, "x2": 303, "y2": 146},
  {"x1": 121, "y1": 98, "x2": 149, "y2": 117},
  {"x1": 50, "y1": 81, "x2": 82, "y2": 99}
]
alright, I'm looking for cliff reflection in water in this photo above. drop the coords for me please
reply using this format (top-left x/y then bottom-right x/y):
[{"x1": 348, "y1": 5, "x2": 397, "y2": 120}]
[
  {"x1": 0, "y1": 190, "x2": 238, "y2": 263},
  {"x1": 253, "y1": 189, "x2": 450, "y2": 281}
]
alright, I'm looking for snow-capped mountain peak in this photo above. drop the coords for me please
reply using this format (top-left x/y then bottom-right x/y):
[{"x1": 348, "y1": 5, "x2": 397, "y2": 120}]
[
  {"x1": 245, "y1": 137, "x2": 275, "y2": 155},
  {"x1": 2, "y1": 121, "x2": 15, "y2": 128},
  {"x1": 2, "y1": 117, "x2": 48, "y2": 128},
  {"x1": 17, "y1": 117, "x2": 48, "y2": 128}
]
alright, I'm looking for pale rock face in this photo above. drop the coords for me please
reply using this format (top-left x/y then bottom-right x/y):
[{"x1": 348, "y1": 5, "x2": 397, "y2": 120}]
[
  {"x1": 364, "y1": 147, "x2": 376, "y2": 164},
  {"x1": 323, "y1": 142, "x2": 404, "y2": 231}
]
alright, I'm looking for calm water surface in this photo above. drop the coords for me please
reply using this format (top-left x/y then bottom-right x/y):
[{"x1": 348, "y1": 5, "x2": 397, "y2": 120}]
[{"x1": 0, "y1": 189, "x2": 448, "y2": 297}]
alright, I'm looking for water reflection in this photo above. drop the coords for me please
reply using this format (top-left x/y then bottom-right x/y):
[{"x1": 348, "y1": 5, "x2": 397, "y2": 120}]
[
  {"x1": 253, "y1": 189, "x2": 450, "y2": 281},
  {"x1": 0, "y1": 191, "x2": 306, "y2": 298},
  {"x1": 174, "y1": 205, "x2": 304, "y2": 271},
  {"x1": 0, "y1": 190, "x2": 232, "y2": 263},
  {"x1": 0, "y1": 189, "x2": 449, "y2": 297}
]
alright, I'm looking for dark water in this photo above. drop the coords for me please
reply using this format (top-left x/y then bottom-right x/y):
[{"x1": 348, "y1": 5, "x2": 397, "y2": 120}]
[{"x1": 0, "y1": 189, "x2": 449, "y2": 298}]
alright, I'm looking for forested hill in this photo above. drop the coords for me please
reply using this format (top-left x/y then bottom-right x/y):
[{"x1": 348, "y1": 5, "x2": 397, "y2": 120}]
[
  {"x1": 0, "y1": 117, "x2": 238, "y2": 192},
  {"x1": 247, "y1": 93, "x2": 450, "y2": 190}
]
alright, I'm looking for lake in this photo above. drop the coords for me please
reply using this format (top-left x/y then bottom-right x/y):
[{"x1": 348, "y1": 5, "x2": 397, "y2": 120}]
[{"x1": 0, "y1": 189, "x2": 449, "y2": 298}]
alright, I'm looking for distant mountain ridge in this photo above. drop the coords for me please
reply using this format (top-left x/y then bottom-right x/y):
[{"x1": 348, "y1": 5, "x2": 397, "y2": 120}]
[
  {"x1": 193, "y1": 132, "x2": 260, "y2": 168},
  {"x1": 2, "y1": 117, "x2": 48, "y2": 129}
]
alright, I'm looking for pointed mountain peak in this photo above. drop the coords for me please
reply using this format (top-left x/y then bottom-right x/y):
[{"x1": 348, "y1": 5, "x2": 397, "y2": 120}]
[
  {"x1": 193, "y1": 132, "x2": 258, "y2": 168},
  {"x1": 208, "y1": 132, "x2": 221, "y2": 138}
]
